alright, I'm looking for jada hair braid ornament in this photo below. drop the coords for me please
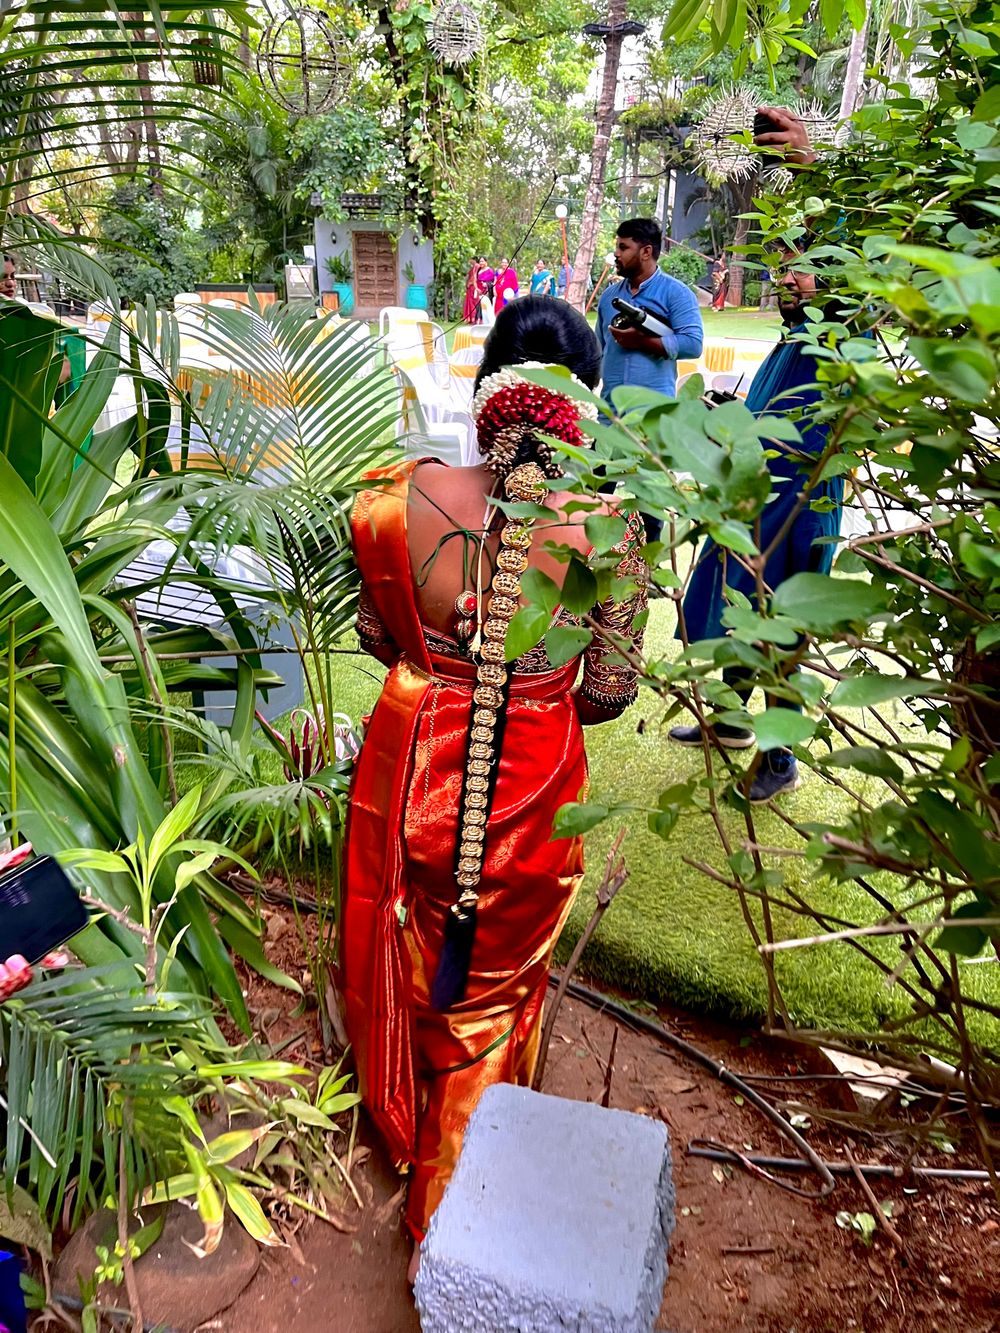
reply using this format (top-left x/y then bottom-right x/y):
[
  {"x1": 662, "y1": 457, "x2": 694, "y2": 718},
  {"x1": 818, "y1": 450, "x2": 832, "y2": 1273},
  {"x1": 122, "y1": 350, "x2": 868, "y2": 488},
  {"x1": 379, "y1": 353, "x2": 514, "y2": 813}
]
[{"x1": 429, "y1": 368, "x2": 596, "y2": 1011}]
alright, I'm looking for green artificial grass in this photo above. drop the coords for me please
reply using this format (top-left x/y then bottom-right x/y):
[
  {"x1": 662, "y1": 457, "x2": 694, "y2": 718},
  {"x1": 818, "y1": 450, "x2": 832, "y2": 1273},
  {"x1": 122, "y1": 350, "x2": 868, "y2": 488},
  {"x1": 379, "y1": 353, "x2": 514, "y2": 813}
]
[
  {"x1": 314, "y1": 606, "x2": 999, "y2": 1052},
  {"x1": 701, "y1": 308, "x2": 782, "y2": 341},
  {"x1": 424, "y1": 306, "x2": 782, "y2": 354}
]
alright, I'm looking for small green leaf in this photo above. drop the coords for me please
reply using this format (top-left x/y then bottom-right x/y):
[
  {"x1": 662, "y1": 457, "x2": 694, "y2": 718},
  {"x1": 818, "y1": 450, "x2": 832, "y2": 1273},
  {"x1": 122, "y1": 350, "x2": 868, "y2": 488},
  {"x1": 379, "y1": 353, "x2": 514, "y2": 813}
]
[
  {"x1": 707, "y1": 520, "x2": 757, "y2": 555},
  {"x1": 280, "y1": 1101, "x2": 337, "y2": 1130},
  {"x1": 545, "y1": 625, "x2": 592, "y2": 666},
  {"x1": 552, "y1": 801, "x2": 608, "y2": 838},
  {"x1": 560, "y1": 558, "x2": 598, "y2": 615},
  {"x1": 584, "y1": 513, "x2": 626, "y2": 554},
  {"x1": 822, "y1": 746, "x2": 904, "y2": 783},
  {"x1": 753, "y1": 708, "x2": 815, "y2": 750},
  {"x1": 520, "y1": 566, "x2": 560, "y2": 615},
  {"x1": 59, "y1": 849, "x2": 130, "y2": 876},
  {"x1": 771, "y1": 573, "x2": 887, "y2": 630},
  {"x1": 972, "y1": 83, "x2": 1000, "y2": 121},
  {"x1": 934, "y1": 900, "x2": 994, "y2": 957},
  {"x1": 505, "y1": 605, "x2": 550, "y2": 661},
  {"x1": 830, "y1": 675, "x2": 936, "y2": 708},
  {"x1": 648, "y1": 808, "x2": 678, "y2": 840},
  {"x1": 205, "y1": 1128, "x2": 274, "y2": 1167}
]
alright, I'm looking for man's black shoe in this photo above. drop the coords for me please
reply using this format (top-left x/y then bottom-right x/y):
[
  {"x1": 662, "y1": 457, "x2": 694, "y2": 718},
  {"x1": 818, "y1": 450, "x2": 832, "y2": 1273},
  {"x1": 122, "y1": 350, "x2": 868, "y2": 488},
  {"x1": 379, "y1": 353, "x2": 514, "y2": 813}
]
[
  {"x1": 668, "y1": 721, "x2": 756, "y2": 750},
  {"x1": 747, "y1": 750, "x2": 802, "y2": 803}
]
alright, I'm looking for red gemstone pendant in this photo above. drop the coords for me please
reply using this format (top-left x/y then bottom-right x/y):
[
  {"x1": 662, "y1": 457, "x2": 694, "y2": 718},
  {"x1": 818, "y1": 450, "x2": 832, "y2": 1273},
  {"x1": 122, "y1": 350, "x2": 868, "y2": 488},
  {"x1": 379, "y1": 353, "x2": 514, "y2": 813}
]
[{"x1": 455, "y1": 590, "x2": 478, "y2": 618}]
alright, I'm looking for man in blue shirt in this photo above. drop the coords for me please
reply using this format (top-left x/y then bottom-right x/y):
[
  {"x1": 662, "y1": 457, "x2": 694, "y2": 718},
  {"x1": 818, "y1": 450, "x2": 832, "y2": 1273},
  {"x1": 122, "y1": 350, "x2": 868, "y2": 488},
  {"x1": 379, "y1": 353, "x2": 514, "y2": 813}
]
[
  {"x1": 596, "y1": 217, "x2": 704, "y2": 406},
  {"x1": 596, "y1": 217, "x2": 704, "y2": 540}
]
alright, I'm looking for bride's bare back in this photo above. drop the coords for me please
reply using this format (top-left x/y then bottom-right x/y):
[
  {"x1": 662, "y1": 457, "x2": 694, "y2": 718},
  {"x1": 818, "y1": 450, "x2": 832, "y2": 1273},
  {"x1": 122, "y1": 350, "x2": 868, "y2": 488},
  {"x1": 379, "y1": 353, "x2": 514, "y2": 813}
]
[{"x1": 405, "y1": 461, "x2": 608, "y2": 637}]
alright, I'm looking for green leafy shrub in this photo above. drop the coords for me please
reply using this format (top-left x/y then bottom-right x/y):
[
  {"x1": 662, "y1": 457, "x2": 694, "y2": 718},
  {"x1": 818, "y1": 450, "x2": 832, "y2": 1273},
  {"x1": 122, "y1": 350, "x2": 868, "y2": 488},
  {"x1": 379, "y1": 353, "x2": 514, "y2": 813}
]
[
  {"x1": 659, "y1": 245, "x2": 708, "y2": 290},
  {"x1": 95, "y1": 181, "x2": 209, "y2": 305}
]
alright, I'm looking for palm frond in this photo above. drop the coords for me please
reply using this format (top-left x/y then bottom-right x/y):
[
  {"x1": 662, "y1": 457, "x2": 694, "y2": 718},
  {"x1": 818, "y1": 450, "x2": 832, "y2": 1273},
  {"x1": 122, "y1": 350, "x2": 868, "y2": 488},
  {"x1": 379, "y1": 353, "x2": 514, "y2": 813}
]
[{"x1": 1, "y1": 963, "x2": 215, "y2": 1228}]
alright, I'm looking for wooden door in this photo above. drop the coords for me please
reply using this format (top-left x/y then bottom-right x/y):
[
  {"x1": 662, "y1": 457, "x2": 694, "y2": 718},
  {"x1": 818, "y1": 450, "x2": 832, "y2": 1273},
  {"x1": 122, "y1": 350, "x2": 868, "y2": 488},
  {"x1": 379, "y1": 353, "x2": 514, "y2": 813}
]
[{"x1": 352, "y1": 231, "x2": 397, "y2": 316}]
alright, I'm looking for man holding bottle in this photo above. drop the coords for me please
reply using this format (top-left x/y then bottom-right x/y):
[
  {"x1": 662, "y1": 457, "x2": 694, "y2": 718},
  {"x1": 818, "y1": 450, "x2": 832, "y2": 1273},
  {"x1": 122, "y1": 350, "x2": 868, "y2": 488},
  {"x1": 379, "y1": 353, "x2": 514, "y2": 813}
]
[
  {"x1": 596, "y1": 216, "x2": 704, "y2": 539},
  {"x1": 596, "y1": 217, "x2": 704, "y2": 406}
]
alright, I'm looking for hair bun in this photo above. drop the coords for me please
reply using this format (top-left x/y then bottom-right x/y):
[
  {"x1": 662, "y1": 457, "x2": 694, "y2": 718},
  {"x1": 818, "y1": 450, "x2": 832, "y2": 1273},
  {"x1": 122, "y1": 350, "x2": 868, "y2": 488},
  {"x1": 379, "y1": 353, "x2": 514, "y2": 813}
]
[{"x1": 472, "y1": 365, "x2": 597, "y2": 478}]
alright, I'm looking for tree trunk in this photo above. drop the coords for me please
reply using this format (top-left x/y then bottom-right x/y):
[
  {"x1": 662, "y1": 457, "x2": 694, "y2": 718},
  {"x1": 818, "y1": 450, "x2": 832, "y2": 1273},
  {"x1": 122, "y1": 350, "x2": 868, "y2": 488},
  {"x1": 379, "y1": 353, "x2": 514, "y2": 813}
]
[
  {"x1": 726, "y1": 176, "x2": 755, "y2": 307},
  {"x1": 566, "y1": 0, "x2": 627, "y2": 310},
  {"x1": 127, "y1": 14, "x2": 163, "y2": 196},
  {"x1": 838, "y1": 4, "x2": 871, "y2": 127},
  {"x1": 728, "y1": 213, "x2": 750, "y2": 306}
]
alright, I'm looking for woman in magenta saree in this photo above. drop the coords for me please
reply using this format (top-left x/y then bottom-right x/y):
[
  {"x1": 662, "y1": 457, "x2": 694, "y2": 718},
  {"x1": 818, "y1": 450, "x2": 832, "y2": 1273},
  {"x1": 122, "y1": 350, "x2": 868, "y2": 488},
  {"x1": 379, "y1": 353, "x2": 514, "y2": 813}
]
[{"x1": 341, "y1": 298, "x2": 647, "y2": 1248}]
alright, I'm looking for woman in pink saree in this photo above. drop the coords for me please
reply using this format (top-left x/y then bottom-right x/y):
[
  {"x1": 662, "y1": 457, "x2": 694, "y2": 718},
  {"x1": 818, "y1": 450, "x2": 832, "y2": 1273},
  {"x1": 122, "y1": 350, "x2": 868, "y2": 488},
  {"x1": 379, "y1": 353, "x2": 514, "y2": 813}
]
[{"x1": 494, "y1": 260, "x2": 519, "y2": 311}]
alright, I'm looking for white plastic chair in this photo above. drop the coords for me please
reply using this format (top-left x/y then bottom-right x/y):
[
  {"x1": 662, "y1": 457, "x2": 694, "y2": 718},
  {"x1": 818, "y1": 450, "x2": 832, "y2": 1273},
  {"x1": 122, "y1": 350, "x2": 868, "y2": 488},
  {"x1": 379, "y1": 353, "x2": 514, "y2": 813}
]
[
  {"x1": 173, "y1": 292, "x2": 202, "y2": 310},
  {"x1": 394, "y1": 360, "x2": 473, "y2": 459},
  {"x1": 206, "y1": 297, "x2": 241, "y2": 309},
  {"x1": 427, "y1": 321, "x2": 450, "y2": 389},
  {"x1": 449, "y1": 344, "x2": 483, "y2": 416},
  {"x1": 378, "y1": 306, "x2": 425, "y2": 339}
]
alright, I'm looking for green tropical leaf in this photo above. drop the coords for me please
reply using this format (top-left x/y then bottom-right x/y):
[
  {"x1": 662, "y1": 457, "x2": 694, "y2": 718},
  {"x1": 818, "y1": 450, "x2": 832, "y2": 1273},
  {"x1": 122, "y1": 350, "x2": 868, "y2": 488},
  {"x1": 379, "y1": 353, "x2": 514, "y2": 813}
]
[{"x1": 224, "y1": 1179, "x2": 283, "y2": 1246}]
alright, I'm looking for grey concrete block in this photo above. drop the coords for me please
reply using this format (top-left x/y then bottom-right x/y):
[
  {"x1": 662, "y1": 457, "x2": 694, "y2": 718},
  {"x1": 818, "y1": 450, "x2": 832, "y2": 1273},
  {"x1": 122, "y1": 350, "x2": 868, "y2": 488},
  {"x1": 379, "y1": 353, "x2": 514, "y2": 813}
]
[{"x1": 415, "y1": 1083, "x2": 675, "y2": 1333}]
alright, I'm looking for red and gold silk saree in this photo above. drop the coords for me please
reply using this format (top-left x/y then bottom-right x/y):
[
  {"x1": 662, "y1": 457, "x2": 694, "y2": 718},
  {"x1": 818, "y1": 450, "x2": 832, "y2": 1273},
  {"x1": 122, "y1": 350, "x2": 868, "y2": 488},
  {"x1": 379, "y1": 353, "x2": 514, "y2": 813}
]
[{"x1": 341, "y1": 460, "x2": 643, "y2": 1236}]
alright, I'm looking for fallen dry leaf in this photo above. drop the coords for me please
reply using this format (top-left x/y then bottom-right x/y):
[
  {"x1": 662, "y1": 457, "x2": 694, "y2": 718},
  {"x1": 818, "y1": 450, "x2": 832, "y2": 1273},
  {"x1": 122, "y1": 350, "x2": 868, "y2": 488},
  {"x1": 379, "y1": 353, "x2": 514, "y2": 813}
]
[{"x1": 656, "y1": 1075, "x2": 697, "y2": 1095}]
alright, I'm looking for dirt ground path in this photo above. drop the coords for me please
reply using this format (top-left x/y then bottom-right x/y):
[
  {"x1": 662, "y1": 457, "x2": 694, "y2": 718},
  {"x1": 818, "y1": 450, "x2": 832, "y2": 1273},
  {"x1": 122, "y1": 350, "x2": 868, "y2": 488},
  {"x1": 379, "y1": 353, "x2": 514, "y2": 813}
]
[{"x1": 226, "y1": 984, "x2": 998, "y2": 1333}]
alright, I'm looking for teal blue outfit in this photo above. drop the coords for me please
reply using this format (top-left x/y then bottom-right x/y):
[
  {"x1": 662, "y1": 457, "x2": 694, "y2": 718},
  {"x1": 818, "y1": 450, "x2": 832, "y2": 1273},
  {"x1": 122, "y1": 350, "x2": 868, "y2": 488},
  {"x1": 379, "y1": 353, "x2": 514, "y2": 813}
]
[{"x1": 682, "y1": 327, "x2": 842, "y2": 642}]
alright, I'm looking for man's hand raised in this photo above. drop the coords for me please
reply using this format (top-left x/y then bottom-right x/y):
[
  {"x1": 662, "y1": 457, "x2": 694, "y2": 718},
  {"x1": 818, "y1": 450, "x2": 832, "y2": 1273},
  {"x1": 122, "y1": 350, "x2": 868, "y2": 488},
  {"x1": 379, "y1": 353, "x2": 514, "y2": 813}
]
[{"x1": 755, "y1": 105, "x2": 817, "y2": 166}]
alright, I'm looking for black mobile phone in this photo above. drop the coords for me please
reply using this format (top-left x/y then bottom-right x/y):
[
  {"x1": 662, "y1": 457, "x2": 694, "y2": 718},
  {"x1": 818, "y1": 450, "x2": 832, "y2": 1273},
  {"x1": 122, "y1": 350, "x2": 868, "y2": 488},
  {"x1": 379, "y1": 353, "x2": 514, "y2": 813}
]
[
  {"x1": 0, "y1": 854, "x2": 88, "y2": 965},
  {"x1": 752, "y1": 111, "x2": 784, "y2": 168}
]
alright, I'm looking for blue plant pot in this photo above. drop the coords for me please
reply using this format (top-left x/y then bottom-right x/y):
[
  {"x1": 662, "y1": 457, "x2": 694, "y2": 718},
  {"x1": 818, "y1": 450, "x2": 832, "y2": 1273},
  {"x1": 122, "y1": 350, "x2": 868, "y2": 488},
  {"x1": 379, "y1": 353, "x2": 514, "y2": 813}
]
[
  {"x1": 405, "y1": 284, "x2": 428, "y2": 310},
  {"x1": 332, "y1": 282, "x2": 354, "y2": 315}
]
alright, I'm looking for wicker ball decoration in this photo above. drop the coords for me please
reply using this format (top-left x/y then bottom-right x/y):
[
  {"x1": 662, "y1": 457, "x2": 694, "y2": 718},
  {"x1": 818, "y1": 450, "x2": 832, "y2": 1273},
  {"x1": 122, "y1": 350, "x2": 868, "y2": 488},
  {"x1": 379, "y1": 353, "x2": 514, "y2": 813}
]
[
  {"x1": 688, "y1": 87, "x2": 759, "y2": 183},
  {"x1": 257, "y1": 7, "x2": 351, "y2": 115},
  {"x1": 427, "y1": 2, "x2": 484, "y2": 65},
  {"x1": 690, "y1": 88, "x2": 837, "y2": 186}
]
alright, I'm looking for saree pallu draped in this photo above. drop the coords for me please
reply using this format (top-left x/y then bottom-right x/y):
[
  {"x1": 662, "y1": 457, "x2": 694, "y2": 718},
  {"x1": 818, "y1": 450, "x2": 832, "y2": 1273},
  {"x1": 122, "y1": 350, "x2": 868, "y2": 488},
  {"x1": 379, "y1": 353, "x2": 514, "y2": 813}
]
[
  {"x1": 462, "y1": 264, "x2": 482, "y2": 323},
  {"x1": 342, "y1": 463, "x2": 587, "y2": 1237}
]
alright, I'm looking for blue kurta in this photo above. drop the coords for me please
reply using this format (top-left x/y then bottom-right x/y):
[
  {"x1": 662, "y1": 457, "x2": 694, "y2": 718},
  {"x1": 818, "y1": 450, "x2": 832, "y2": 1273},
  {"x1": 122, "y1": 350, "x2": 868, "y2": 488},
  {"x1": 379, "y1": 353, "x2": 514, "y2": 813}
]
[
  {"x1": 597, "y1": 270, "x2": 705, "y2": 402},
  {"x1": 682, "y1": 329, "x2": 844, "y2": 642}
]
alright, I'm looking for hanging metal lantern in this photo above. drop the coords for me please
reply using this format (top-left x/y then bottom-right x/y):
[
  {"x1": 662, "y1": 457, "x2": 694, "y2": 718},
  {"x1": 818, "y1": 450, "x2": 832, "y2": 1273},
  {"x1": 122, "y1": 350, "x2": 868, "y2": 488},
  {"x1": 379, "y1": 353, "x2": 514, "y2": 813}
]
[
  {"x1": 427, "y1": 2, "x2": 484, "y2": 65},
  {"x1": 257, "y1": 7, "x2": 351, "y2": 115},
  {"x1": 190, "y1": 37, "x2": 222, "y2": 87}
]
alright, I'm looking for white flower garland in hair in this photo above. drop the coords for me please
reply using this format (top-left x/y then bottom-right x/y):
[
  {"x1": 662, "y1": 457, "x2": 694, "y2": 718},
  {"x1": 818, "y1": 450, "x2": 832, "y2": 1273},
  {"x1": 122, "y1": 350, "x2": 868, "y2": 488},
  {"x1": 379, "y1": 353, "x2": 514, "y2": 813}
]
[{"x1": 471, "y1": 362, "x2": 600, "y2": 422}]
